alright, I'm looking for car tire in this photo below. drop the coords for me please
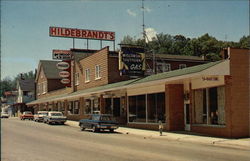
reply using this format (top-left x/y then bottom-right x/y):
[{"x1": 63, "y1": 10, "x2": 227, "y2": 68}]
[
  {"x1": 93, "y1": 126, "x2": 99, "y2": 133},
  {"x1": 109, "y1": 129, "x2": 114, "y2": 133},
  {"x1": 80, "y1": 124, "x2": 85, "y2": 131}
]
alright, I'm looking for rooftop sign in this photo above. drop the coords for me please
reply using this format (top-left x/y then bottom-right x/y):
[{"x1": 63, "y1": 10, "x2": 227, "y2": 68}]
[
  {"x1": 49, "y1": 26, "x2": 115, "y2": 41},
  {"x1": 52, "y1": 50, "x2": 72, "y2": 60}
]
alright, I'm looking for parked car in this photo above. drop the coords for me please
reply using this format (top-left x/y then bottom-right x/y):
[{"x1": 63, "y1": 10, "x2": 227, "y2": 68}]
[
  {"x1": 79, "y1": 114, "x2": 118, "y2": 132},
  {"x1": 20, "y1": 111, "x2": 34, "y2": 120},
  {"x1": 1, "y1": 112, "x2": 9, "y2": 118},
  {"x1": 34, "y1": 111, "x2": 48, "y2": 122},
  {"x1": 43, "y1": 111, "x2": 67, "y2": 125}
]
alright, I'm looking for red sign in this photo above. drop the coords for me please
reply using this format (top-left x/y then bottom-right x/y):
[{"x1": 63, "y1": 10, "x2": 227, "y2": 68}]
[{"x1": 49, "y1": 27, "x2": 115, "y2": 41}]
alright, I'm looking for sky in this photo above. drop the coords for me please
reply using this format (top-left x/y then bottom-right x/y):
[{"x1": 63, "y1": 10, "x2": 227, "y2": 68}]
[{"x1": 1, "y1": 0, "x2": 249, "y2": 79}]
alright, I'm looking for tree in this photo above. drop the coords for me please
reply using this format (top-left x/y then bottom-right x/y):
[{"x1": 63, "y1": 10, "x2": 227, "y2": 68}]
[
  {"x1": 0, "y1": 77, "x2": 15, "y2": 97},
  {"x1": 239, "y1": 35, "x2": 250, "y2": 49}
]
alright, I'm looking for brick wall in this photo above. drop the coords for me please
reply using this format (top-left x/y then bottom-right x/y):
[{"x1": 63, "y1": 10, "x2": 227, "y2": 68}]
[
  {"x1": 230, "y1": 48, "x2": 250, "y2": 137},
  {"x1": 165, "y1": 84, "x2": 184, "y2": 131}
]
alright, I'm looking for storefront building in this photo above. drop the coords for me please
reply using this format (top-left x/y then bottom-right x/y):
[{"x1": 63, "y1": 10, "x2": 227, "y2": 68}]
[{"x1": 27, "y1": 47, "x2": 249, "y2": 138}]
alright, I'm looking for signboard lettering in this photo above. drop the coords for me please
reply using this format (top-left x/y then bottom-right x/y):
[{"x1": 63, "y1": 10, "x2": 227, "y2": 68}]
[
  {"x1": 50, "y1": 27, "x2": 115, "y2": 41},
  {"x1": 59, "y1": 71, "x2": 70, "y2": 78},
  {"x1": 61, "y1": 78, "x2": 71, "y2": 84},
  {"x1": 119, "y1": 46, "x2": 145, "y2": 76},
  {"x1": 57, "y1": 62, "x2": 70, "y2": 70},
  {"x1": 53, "y1": 50, "x2": 72, "y2": 60}
]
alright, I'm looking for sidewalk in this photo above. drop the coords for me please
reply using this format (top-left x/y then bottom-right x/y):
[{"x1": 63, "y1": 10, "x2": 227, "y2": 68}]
[{"x1": 65, "y1": 120, "x2": 250, "y2": 150}]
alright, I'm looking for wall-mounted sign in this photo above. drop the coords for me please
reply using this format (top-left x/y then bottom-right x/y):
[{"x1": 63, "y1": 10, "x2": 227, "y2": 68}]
[
  {"x1": 53, "y1": 50, "x2": 72, "y2": 60},
  {"x1": 119, "y1": 46, "x2": 145, "y2": 76},
  {"x1": 192, "y1": 75, "x2": 225, "y2": 90},
  {"x1": 202, "y1": 76, "x2": 219, "y2": 81},
  {"x1": 49, "y1": 27, "x2": 115, "y2": 41},
  {"x1": 56, "y1": 61, "x2": 70, "y2": 70},
  {"x1": 59, "y1": 71, "x2": 70, "y2": 78},
  {"x1": 61, "y1": 78, "x2": 71, "y2": 84}
]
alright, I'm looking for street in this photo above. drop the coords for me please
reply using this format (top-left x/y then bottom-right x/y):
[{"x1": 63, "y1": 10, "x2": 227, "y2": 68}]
[{"x1": 1, "y1": 118, "x2": 250, "y2": 161}]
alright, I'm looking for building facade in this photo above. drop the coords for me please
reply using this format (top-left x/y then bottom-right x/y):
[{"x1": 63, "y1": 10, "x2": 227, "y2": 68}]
[{"x1": 27, "y1": 47, "x2": 250, "y2": 138}]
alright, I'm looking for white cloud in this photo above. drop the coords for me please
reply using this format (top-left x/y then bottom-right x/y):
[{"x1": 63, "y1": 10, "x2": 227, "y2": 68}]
[
  {"x1": 145, "y1": 28, "x2": 157, "y2": 43},
  {"x1": 127, "y1": 9, "x2": 137, "y2": 17},
  {"x1": 144, "y1": 6, "x2": 152, "y2": 13}
]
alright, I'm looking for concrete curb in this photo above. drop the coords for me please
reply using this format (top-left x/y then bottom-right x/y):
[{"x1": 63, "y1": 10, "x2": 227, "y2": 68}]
[{"x1": 65, "y1": 120, "x2": 250, "y2": 150}]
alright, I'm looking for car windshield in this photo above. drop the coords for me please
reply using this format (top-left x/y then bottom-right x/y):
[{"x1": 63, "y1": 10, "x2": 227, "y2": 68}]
[
  {"x1": 38, "y1": 112, "x2": 48, "y2": 115},
  {"x1": 100, "y1": 116, "x2": 112, "y2": 121},
  {"x1": 51, "y1": 113, "x2": 63, "y2": 116}
]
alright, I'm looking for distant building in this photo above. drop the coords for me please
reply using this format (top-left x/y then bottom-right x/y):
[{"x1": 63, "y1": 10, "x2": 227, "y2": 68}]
[{"x1": 13, "y1": 79, "x2": 35, "y2": 116}]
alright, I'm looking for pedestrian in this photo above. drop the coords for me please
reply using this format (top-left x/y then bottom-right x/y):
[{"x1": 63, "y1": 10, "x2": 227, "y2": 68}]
[{"x1": 159, "y1": 120, "x2": 163, "y2": 136}]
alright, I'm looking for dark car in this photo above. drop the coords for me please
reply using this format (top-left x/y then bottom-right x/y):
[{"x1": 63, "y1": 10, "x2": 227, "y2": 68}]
[{"x1": 79, "y1": 114, "x2": 118, "y2": 132}]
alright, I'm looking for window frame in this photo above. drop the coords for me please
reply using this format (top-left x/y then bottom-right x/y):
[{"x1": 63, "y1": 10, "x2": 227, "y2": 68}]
[
  {"x1": 95, "y1": 65, "x2": 101, "y2": 80},
  {"x1": 75, "y1": 72, "x2": 80, "y2": 86},
  {"x1": 85, "y1": 68, "x2": 90, "y2": 83}
]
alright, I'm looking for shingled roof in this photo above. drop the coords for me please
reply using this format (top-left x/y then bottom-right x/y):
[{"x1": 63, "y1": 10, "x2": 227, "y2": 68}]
[
  {"x1": 39, "y1": 60, "x2": 62, "y2": 79},
  {"x1": 18, "y1": 79, "x2": 35, "y2": 91}
]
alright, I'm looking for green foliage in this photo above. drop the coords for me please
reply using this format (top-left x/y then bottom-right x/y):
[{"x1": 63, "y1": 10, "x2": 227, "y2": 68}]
[
  {"x1": 120, "y1": 33, "x2": 248, "y2": 61},
  {"x1": 0, "y1": 71, "x2": 35, "y2": 97}
]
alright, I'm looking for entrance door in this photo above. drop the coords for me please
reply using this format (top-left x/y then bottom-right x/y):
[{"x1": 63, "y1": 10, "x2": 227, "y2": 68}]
[{"x1": 184, "y1": 104, "x2": 190, "y2": 131}]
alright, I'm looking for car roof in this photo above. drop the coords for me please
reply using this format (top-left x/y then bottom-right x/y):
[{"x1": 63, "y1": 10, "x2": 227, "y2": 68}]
[{"x1": 48, "y1": 111, "x2": 62, "y2": 113}]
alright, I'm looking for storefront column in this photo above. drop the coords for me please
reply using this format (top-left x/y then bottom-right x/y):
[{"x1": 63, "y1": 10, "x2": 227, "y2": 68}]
[
  {"x1": 64, "y1": 100, "x2": 68, "y2": 116},
  {"x1": 79, "y1": 97, "x2": 85, "y2": 115},
  {"x1": 100, "y1": 94, "x2": 105, "y2": 114},
  {"x1": 165, "y1": 84, "x2": 184, "y2": 131}
]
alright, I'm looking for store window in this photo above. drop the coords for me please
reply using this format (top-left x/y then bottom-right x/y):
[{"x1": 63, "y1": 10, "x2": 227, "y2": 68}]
[
  {"x1": 85, "y1": 69, "x2": 90, "y2": 82},
  {"x1": 129, "y1": 93, "x2": 165, "y2": 123},
  {"x1": 95, "y1": 65, "x2": 101, "y2": 79},
  {"x1": 93, "y1": 98, "x2": 100, "y2": 113},
  {"x1": 84, "y1": 99, "x2": 92, "y2": 114},
  {"x1": 179, "y1": 64, "x2": 187, "y2": 69},
  {"x1": 193, "y1": 86, "x2": 225, "y2": 125},
  {"x1": 147, "y1": 93, "x2": 166, "y2": 123},
  {"x1": 74, "y1": 101, "x2": 79, "y2": 114},
  {"x1": 68, "y1": 101, "x2": 74, "y2": 115},
  {"x1": 156, "y1": 62, "x2": 171, "y2": 73}
]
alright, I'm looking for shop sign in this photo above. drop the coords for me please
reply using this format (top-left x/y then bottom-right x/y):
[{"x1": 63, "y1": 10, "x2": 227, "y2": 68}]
[
  {"x1": 49, "y1": 26, "x2": 115, "y2": 41},
  {"x1": 192, "y1": 75, "x2": 225, "y2": 90},
  {"x1": 61, "y1": 78, "x2": 70, "y2": 84},
  {"x1": 59, "y1": 71, "x2": 70, "y2": 78},
  {"x1": 202, "y1": 76, "x2": 219, "y2": 81},
  {"x1": 56, "y1": 61, "x2": 70, "y2": 70},
  {"x1": 119, "y1": 46, "x2": 145, "y2": 76},
  {"x1": 53, "y1": 50, "x2": 72, "y2": 60}
]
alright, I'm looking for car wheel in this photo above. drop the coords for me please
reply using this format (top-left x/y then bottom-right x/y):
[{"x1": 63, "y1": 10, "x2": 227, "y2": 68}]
[
  {"x1": 80, "y1": 124, "x2": 85, "y2": 131},
  {"x1": 93, "y1": 126, "x2": 99, "y2": 132},
  {"x1": 109, "y1": 129, "x2": 114, "y2": 133}
]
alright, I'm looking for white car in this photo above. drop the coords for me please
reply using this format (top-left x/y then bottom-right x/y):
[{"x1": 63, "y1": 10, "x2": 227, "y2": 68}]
[
  {"x1": 34, "y1": 111, "x2": 48, "y2": 122},
  {"x1": 43, "y1": 111, "x2": 67, "y2": 124},
  {"x1": 1, "y1": 112, "x2": 9, "y2": 118}
]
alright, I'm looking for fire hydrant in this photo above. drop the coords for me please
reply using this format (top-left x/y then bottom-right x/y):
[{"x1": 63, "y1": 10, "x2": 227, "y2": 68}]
[{"x1": 159, "y1": 120, "x2": 163, "y2": 136}]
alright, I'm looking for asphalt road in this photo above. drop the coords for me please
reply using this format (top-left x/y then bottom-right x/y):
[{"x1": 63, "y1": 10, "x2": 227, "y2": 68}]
[{"x1": 1, "y1": 118, "x2": 250, "y2": 161}]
